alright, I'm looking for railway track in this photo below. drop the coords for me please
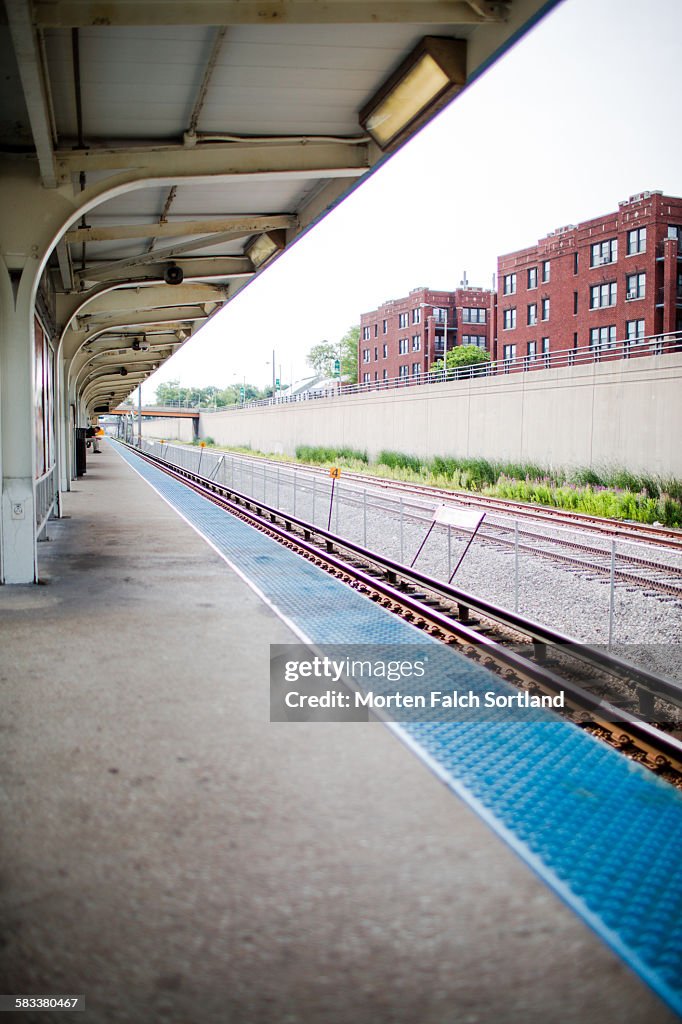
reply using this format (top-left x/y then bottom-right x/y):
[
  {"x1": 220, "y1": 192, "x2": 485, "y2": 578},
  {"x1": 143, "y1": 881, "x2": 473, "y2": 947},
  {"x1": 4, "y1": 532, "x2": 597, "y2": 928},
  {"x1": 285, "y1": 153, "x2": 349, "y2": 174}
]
[
  {"x1": 123, "y1": 441, "x2": 682, "y2": 788},
  {"x1": 191, "y1": 446, "x2": 682, "y2": 550},
  {"x1": 157, "y1": 444, "x2": 682, "y2": 600}
]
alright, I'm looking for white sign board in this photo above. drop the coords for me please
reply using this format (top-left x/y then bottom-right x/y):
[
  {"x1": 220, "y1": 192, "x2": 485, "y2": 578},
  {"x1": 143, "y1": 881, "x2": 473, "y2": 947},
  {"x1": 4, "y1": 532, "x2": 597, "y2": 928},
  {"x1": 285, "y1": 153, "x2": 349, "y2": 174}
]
[{"x1": 433, "y1": 504, "x2": 484, "y2": 530}]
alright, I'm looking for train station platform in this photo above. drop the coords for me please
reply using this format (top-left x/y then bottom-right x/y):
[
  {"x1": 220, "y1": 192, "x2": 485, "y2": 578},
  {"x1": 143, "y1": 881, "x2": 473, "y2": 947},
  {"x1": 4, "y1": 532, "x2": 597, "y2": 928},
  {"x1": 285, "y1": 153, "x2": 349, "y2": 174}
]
[{"x1": 0, "y1": 442, "x2": 678, "y2": 1023}]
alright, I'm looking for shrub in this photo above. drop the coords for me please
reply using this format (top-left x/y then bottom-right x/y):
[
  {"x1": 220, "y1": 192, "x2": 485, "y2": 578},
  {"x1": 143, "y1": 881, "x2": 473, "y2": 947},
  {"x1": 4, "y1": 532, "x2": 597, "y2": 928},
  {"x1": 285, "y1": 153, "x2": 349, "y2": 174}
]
[
  {"x1": 377, "y1": 450, "x2": 423, "y2": 473},
  {"x1": 295, "y1": 445, "x2": 367, "y2": 465}
]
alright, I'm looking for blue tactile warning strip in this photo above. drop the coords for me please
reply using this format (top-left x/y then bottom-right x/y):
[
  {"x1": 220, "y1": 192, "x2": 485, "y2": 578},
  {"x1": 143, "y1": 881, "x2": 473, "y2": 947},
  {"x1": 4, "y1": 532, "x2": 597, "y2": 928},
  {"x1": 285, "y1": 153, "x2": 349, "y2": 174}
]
[{"x1": 116, "y1": 443, "x2": 682, "y2": 1016}]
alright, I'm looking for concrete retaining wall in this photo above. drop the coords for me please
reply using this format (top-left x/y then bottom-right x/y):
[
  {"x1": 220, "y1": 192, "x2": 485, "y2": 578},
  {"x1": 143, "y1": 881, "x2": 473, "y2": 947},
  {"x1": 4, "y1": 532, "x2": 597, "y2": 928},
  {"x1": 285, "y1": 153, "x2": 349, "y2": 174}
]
[
  {"x1": 141, "y1": 417, "x2": 196, "y2": 442},
  {"x1": 198, "y1": 353, "x2": 682, "y2": 476}
]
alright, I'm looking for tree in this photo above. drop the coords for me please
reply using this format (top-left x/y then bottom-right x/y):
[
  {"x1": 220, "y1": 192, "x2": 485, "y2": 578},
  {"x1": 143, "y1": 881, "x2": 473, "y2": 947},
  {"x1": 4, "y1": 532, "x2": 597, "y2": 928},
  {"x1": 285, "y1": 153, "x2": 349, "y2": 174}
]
[
  {"x1": 305, "y1": 326, "x2": 359, "y2": 384},
  {"x1": 431, "y1": 345, "x2": 491, "y2": 375},
  {"x1": 339, "y1": 325, "x2": 360, "y2": 384},
  {"x1": 306, "y1": 341, "x2": 337, "y2": 377},
  {"x1": 155, "y1": 379, "x2": 188, "y2": 405}
]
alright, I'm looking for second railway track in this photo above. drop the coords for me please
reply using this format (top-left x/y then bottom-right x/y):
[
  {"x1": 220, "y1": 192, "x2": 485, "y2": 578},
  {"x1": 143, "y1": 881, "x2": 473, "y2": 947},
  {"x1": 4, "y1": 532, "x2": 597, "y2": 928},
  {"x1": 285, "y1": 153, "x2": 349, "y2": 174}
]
[{"x1": 155, "y1": 443, "x2": 682, "y2": 601}]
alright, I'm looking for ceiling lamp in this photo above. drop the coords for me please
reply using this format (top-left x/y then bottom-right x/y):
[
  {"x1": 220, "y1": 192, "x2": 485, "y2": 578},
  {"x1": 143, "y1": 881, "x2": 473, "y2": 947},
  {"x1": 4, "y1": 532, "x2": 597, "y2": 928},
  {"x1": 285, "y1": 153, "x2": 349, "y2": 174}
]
[
  {"x1": 246, "y1": 230, "x2": 286, "y2": 269},
  {"x1": 359, "y1": 37, "x2": 467, "y2": 150}
]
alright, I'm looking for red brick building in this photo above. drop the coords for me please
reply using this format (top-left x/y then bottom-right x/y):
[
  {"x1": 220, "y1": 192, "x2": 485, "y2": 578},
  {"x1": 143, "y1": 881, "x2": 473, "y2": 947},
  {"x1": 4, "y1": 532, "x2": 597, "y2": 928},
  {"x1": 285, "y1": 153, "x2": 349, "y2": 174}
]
[
  {"x1": 496, "y1": 191, "x2": 682, "y2": 365},
  {"x1": 359, "y1": 284, "x2": 495, "y2": 384}
]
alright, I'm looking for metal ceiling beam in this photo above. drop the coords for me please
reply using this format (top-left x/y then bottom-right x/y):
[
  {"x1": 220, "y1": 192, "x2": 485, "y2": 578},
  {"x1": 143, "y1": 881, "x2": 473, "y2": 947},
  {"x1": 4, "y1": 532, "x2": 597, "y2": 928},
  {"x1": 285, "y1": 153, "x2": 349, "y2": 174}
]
[
  {"x1": 73, "y1": 338, "x2": 181, "y2": 375},
  {"x1": 75, "y1": 256, "x2": 254, "y2": 286},
  {"x1": 70, "y1": 282, "x2": 228, "y2": 321},
  {"x1": 55, "y1": 139, "x2": 369, "y2": 182},
  {"x1": 5, "y1": 0, "x2": 57, "y2": 187},
  {"x1": 64, "y1": 214, "x2": 296, "y2": 245},
  {"x1": 57, "y1": 282, "x2": 228, "y2": 338},
  {"x1": 34, "y1": 1, "x2": 508, "y2": 28},
  {"x1": 73, "y1": 224, "x2": 280, "y2": 281},
  {"x1": 73, "y1": 307, "x2": 211, "y2": 338},
  {"x1": 78, "y1": 283, "x2": 227, "y2": 318}
]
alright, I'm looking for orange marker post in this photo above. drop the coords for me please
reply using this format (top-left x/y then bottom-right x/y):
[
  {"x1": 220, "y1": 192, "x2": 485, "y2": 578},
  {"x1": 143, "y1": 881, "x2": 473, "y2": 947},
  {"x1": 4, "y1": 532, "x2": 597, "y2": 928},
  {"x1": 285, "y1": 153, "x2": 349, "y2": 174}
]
[{"x1": 327, "y1": 467, "x2": 341, "y2": 530}]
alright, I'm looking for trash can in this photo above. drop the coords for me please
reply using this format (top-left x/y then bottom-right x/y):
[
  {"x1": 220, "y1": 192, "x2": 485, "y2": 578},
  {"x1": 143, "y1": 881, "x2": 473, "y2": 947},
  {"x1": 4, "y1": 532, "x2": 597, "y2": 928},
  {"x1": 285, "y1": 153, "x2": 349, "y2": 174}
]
[{"x1": 75, "y1": 427, "x2": 87, "y2": 477}]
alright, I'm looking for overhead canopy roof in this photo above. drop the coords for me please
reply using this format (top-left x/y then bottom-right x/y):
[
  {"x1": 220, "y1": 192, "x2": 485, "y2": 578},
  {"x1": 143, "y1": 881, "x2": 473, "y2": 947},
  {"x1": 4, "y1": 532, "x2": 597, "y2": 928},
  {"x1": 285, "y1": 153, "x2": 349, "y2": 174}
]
[{"x1": 1, "y1": 0, "x2": 559, "y2": 412}]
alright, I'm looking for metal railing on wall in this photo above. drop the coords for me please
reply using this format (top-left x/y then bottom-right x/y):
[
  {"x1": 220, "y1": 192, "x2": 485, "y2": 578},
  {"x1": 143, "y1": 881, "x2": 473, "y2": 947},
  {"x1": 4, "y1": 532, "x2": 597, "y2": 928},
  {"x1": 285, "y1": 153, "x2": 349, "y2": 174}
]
[{"x1": 208, "y1": 330, "x2": 682, "y2": 413}]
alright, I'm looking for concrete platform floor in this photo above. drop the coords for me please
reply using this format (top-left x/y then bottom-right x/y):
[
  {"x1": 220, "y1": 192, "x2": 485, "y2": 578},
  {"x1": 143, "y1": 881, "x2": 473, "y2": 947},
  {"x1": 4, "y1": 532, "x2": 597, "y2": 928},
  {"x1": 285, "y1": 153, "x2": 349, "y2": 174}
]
[{"x1": 0, "y1": 443, "x2": 676, "y2": 1024}]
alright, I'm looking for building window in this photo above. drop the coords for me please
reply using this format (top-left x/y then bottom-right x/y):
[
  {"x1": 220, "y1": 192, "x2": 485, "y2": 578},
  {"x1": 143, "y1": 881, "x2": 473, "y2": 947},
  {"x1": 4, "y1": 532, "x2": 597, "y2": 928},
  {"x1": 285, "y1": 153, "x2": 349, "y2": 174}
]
[
  {"x1": 503, "y1": 308, "x2": 517, "y2": 330},
  {"x1": 573, "y1": 291, "x2": 578, "y2": 315},
  {"x1": 527, "y1": 267, "x2": 538, "y2": 290},
  {"x1": 382, "y1": 369, "x2": 388, "y2": 380},
  {"x1": 374, "y1": 371, "x2": 378, "y2": 381},
  {"x1": 503, "y1": 344, "x2": 517, "y2": 361},
  {"x1": 503, "y1": 273, "x2": 517, "y2": 295},
  {"x1": 526, "y1": 340, "x2": 537, "y2": 362},
  {"x1": 383, "y1": 319, "x2": 388, "y2": 334},
  {"x1": 668, "y1": 225, "x2": 682, "y2": 253},
  {"x1": 590, "y1": 238, "x2": 618, "y2": 267},
  {"x1": 590, "y1": 325, "x2": 616, "y2": 350},
  {"x1": 627, "y1": 227, "x2": 646, "y2": 255},
  {"x1": 362, "y1": 326, "x2": 370, "y2": 340},
  {"x1": 462, "y1": 335, "x2": 486, "y2": 348},
  {"x1": 362, "y1": 348, "x2": 370, "y2": 363},
  {"x1": 398, "y1": 312, "x2": 409, "y2": 328},
  {"x1": 412, "y1": 308, "x2": 421, "y2": 324},
  {"x1": 412, "y1": 362, "x2": 421, "y2": 376},
  {"x1": 432, "y1": 306, "x2": 447, "y2": 323},
  {"x1": 382, "y1": 343, "x2": 388, "y2": 358},
  {"x1": 542, "y1": 260, "x2": 550, "y2": 283},
  {"x1": 398, "y1": 337, "x2": 409, "y2": 355},
  {"x1": 590, "y1": 281, "x2": 617, "y2": 309},
  {"x1": 626, "y1": 272, "x2": 645, "y2": 300},
  {"x1": 626, "y1": 319, "x2": 645, "y2": 344},
  {"x1": 374, "y1": 323, "x2": 378, "y2": 337},
  {"x1": 363, "y1": 372, "x2": 370, "y2": 383},
  {"x1": 398, "y1": 365, "x2": 409, "y2": 379},
  {"x1": 573, "y1": 252, "x2": 579, "y2": 275},
  {"x1": 527, "y1": 303, "x2": 537, "y2": 326},
  {"x1": 541, "y1": 337, "x2": 550, "y2": 357},
  {"x1": 412, "y1": 335, "x2": 421, "y2": 351},
  {"x1": 463, "y1": 307, "x2": 486, "y2": 323},
  {"x1": 541, "y1": 298, "x2": 550, "y2": 321}
]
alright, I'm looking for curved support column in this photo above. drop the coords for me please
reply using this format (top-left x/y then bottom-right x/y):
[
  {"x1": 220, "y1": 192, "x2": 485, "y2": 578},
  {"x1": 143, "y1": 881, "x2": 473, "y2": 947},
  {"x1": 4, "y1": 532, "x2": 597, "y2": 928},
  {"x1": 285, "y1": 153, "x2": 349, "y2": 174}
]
[{"x1": 0, "y1": 257, "x2": 39, "y2": 582}]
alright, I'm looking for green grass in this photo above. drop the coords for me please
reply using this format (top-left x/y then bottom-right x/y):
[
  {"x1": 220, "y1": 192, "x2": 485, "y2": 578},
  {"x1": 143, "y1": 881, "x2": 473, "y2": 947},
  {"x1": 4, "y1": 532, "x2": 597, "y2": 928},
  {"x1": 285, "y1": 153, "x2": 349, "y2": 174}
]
[{"x1": 296, "y1": 445, "x2": 368, "y2": 466}]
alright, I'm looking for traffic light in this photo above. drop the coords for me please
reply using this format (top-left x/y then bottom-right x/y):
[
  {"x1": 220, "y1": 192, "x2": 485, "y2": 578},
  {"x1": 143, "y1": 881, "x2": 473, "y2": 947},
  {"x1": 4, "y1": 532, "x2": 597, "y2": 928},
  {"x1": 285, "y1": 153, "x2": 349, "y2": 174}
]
[
  {"x1": 275, "y1": 378, "x2": 280, "y2": 390},
  {"x1": 239, "y1": 386, "x2": 245, "y2": 399},
  {"x1": 333, "y1": 359, "x2": 341, "y2": 376}
]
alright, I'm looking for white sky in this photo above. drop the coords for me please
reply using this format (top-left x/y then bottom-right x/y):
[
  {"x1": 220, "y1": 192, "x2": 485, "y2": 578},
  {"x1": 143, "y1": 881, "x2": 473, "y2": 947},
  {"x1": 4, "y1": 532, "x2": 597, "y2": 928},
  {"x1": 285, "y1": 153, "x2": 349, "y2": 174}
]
[{"x1": 142, "y1": 0, "x2": 682, "y2": 399}]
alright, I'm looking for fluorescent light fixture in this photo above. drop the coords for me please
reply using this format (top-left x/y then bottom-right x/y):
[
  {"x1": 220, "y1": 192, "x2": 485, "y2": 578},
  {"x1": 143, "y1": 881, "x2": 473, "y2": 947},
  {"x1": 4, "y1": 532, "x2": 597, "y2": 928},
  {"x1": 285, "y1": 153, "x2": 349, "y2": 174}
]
[
  {"x1": 246, "y1": 230, "x2": 286, "y2": 269},
  {"x1": 360, "y1": 37, "x2": 467, "y2": 150}
]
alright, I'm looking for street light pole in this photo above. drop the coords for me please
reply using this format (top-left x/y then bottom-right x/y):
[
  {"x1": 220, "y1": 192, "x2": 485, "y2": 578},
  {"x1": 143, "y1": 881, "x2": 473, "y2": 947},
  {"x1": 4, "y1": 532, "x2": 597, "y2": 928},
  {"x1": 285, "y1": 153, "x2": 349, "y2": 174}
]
[{"x1": 272, "y1": 348, "x2": 276, "y2": 402}]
